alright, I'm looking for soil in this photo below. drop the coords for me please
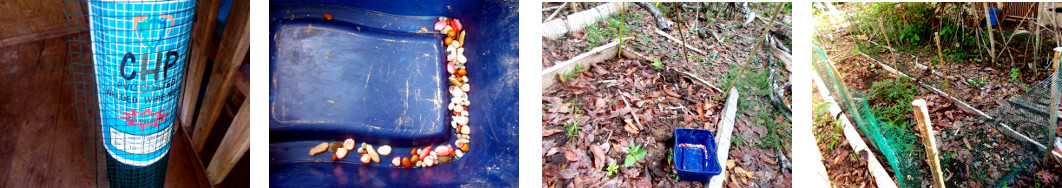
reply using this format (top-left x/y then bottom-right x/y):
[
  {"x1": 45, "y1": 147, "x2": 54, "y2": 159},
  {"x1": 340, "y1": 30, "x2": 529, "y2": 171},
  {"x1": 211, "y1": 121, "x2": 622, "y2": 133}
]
[{"x1": 542, "y1": 2, "x2": 792, "y2": 187}]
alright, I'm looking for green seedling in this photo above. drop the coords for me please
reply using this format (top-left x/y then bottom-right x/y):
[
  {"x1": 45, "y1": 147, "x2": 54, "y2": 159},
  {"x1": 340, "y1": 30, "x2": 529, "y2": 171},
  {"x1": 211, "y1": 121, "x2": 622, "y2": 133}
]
[
  {"x1": 653, "y1": 57, "x2": 663, "y2": 69},
  {"x1": 624, "y1": 140, "x2": 648, "y2": 167},
  {"x1": 562, "y1": 64, "x2": 585, "y2": 82},
  {"x1": 564, "y1": 119, "x2": 581, "y2": 137},
  {"x1": 605, "y1": 161, "x2": 619, "y2": 176}
]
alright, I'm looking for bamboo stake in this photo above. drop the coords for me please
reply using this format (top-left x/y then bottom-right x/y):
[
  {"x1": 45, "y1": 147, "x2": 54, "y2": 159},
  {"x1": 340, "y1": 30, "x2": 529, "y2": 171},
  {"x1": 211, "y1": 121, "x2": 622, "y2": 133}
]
[
  {"x1": 911, "y1": 99, "x2": 945, "y2": 188},
  {"x1": 934, "y1": 32, "x2": 949, "y2": 98},
  {"x1": 676, "y1": 3, "x2": 691, "y2": 66},
  {"x1": 721, "y1": 2, "x2": 784, "y2": 99},
  {"x1": 877, "y1": 18, "x2": 897, "y2": 69}
]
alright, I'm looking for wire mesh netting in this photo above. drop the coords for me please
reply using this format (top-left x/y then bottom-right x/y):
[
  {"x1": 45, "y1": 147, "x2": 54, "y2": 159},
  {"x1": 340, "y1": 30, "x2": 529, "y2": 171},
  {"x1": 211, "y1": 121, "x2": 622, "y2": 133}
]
[
  {"x1": 66, "y1": 0, "x2": 196, "y2": 187},
  {"x1": 813, "y1": 43, "x2": 1057, "y2": 187}
]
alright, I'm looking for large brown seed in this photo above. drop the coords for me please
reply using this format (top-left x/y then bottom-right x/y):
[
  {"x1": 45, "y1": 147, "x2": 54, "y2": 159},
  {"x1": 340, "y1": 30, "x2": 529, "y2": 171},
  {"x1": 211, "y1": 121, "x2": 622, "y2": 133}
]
[
  {"x1": 402, "y1": 157, "x2": 412, "y2": 168},
  {"x1": 328, "y1": 141, "x2": 343, "y2": 153},
  {"x1": 444, "y1": 37, "x2": 453, "y2": 46}
]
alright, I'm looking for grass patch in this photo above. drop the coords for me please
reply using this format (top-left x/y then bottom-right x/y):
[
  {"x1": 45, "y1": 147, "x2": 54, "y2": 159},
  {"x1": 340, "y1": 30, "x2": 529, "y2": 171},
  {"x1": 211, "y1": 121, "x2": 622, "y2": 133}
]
[{"x1": 721, "y1": 65, "x2": 791, "y2": 152}]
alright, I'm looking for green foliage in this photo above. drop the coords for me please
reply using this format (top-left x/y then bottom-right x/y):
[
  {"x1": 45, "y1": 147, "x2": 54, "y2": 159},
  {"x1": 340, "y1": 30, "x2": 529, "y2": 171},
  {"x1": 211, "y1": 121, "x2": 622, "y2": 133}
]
[
  {"x1": 1010, "y1": 68, "x2": 1021, "y2": 82},
  {"x1": 624, "y1": 140, "x2": 648, "y2": 167},
  {"x1": 584, "y1": 13, "x2": 634, "y2": 48},
  {"x1": 853, "y1": 3, "x2": 933, "y2": 46},
  {"x1": 564, "y1": 119, "x2": 581, "y2": 137},
  {"x1": 652, "y1": 57, "x2": 663, "y2": 69},
  {"x1": 813, "y1": 101, "x2": 843, "y2": 152},
  {"x1": 605, "y1": 161, "x2": 619, "y2": 176},
  {"x1": 562, "y1": 64, "x2": 586, "y2": 81},
  {"x1": 966, "y1": 77, "x2": 987, "y2": 88},
  {"x1": 867, "y1": 78, "x2": 923, "y2": 127}
]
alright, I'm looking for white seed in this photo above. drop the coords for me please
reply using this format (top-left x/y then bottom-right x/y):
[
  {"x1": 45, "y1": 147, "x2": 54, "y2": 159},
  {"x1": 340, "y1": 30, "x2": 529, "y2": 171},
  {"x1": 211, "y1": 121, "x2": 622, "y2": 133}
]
[
  {"x1": 452, "y1": 41, "x2": 461, "y2": 48},
  {"x1": 361, "y1": 154, "x2": 371, "y2": 164},
  {"x1": 457, "y1": 54, "x2": 467, "y2": 64},
  {"x1": 378, "y1": 145, "x2": 392, "y2": 156},
  {"x1": 392, "y1": 157, "x2": 401, "y2": 167},
  {"x1": 439, "y1": 17, "x2": 447, "y2": 21},
  {"x1": 462, "y1": 76, "x2": 468, "y2": 83},
  {"x1": 460, "y1": 125, "x2": 470, "y2": 135},
  {"x1": 336, "y1": 148, "x2": 348, "y2": 159},
  {"x1": 343, "y1": 139, "x2": 356, "y2": 150},
  {"x1": 457, "y1": 116, "x2": 469, "y2": 125},
  {"x1": 451, "y1": 120, "x2": 458, "y2": 128},
  {"x1": 461, "y1": 84, "x2": 470, "y2": 92},
  {"x1": 457, "y1": 47, "x2": 464, "y2": 55},
  {"x1": 456, "y1": 150, "x2": 464, "y2": 158}
]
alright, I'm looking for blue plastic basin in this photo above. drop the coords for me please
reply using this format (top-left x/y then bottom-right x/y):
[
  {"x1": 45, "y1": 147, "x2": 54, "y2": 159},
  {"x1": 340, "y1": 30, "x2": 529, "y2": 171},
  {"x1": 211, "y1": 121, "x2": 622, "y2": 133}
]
[
  {"x1": 673, "y1": 128, "x2": 721, "y2": 182},
  {"x1": 268, "y1": 0, "x2": 519, "y2": 187}
]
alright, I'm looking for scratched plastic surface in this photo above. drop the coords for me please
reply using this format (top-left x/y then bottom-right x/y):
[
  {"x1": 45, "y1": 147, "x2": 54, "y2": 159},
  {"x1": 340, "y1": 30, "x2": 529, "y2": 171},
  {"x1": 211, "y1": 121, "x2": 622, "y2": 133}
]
[{"x1": 269, "y1": 0, "x2": 519, "y2": 187}]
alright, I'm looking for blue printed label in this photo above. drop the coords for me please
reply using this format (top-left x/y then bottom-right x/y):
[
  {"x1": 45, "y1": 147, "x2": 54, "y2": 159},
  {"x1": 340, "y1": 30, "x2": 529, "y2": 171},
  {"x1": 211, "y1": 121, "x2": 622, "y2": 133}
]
[{"x1": 89, "y1": 0, "x2": 195, "y2": 166}]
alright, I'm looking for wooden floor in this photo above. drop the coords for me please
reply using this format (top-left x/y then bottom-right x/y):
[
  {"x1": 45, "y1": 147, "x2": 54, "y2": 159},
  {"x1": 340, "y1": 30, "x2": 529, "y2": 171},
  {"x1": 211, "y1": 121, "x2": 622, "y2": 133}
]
[{"x1": 0, "y1": 36, "x2": 211, "y2": 187}]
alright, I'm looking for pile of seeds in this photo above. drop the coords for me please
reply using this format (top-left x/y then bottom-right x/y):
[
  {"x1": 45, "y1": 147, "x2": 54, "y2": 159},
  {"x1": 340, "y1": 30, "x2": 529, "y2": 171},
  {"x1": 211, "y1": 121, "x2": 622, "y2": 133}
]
[{"x1": 306, "y1": 17, "x2": 472, "y2": 168}]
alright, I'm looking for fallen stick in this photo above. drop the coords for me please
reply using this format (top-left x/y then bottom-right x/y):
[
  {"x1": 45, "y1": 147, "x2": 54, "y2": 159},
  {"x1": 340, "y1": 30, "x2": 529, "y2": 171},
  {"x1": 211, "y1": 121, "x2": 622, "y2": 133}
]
[
  {"x1": 618, "y1": 90, "x2": 644, "y2": 130},
  {"x1": 636, "y1": 2, "x2": 673, "y2": 30},
  {"x1": 911, "y1": 99, "x2": 946, "y2": 188},
  {"x1": 768, "y1": 40, "x2": 792, "y2": 72},
  {"x1": 655, "y1": 28, "x2": 709, "y2": 55},
  {"x1": 543, "y1": 4, "x2": 565, "y2": 11},
  {"x1": 544, "y1": 2, "x2": 568, "y2": 22},
  {"x1": 677, "y1": 70, "x2": 722, "y2": 93}
]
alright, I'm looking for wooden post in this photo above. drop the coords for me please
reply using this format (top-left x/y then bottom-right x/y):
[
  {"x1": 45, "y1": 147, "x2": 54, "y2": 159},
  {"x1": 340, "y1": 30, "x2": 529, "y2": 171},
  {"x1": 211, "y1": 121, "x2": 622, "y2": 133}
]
[
  {"x1": 192, "y1": 0, "x2": 249, "y2": 152},
  {"x1": 911, "y1": 99, "x2": 945, "y2": 188},
  {"x1": 179, "y1": 0, "x2": 221, "y2": 131},
  {"x1": 1046, "y1": 47, "x2": 1061, "y2": 165},
  {"x1": 205, "y1": 99, "x2": 250, "y2": 185},
  {"x1": 985, "y1": 5, "x2": 997, "y2": 63}
]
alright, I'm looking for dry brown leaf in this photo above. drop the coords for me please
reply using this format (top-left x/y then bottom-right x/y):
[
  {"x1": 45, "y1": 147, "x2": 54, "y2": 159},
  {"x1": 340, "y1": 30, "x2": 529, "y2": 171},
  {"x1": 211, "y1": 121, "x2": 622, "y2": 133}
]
[
  {"x1": 590, "y1": 144, "x2": 607, "y2": 169},
  {"x1": 623, "y1": 119, "x2": 640, "y2": 134},
  {"x1": 663, "y1": 86, "x2": 682, "y2": 98},
  {"x1": 735, "y1": 167, "x2": 748, "y2": 177},
  {"x1": 543, "y1": 129, "x2": 564, "y2": 137},
  {"x1": 565, "y1": 151, "x2": 579, "y2": 162},
  {"x1": 727, "y1": 160, "x2": 736, "y2": 169}
]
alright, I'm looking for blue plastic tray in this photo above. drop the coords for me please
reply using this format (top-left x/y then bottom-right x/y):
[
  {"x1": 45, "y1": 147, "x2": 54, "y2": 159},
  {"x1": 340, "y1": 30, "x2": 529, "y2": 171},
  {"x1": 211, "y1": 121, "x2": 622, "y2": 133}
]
[
  {"x1": 673, "y1": 128, "x2": 721, "y2": 182},
  {"x1": 268, "y1": 0, "x2": 518, "y2": 187}
]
